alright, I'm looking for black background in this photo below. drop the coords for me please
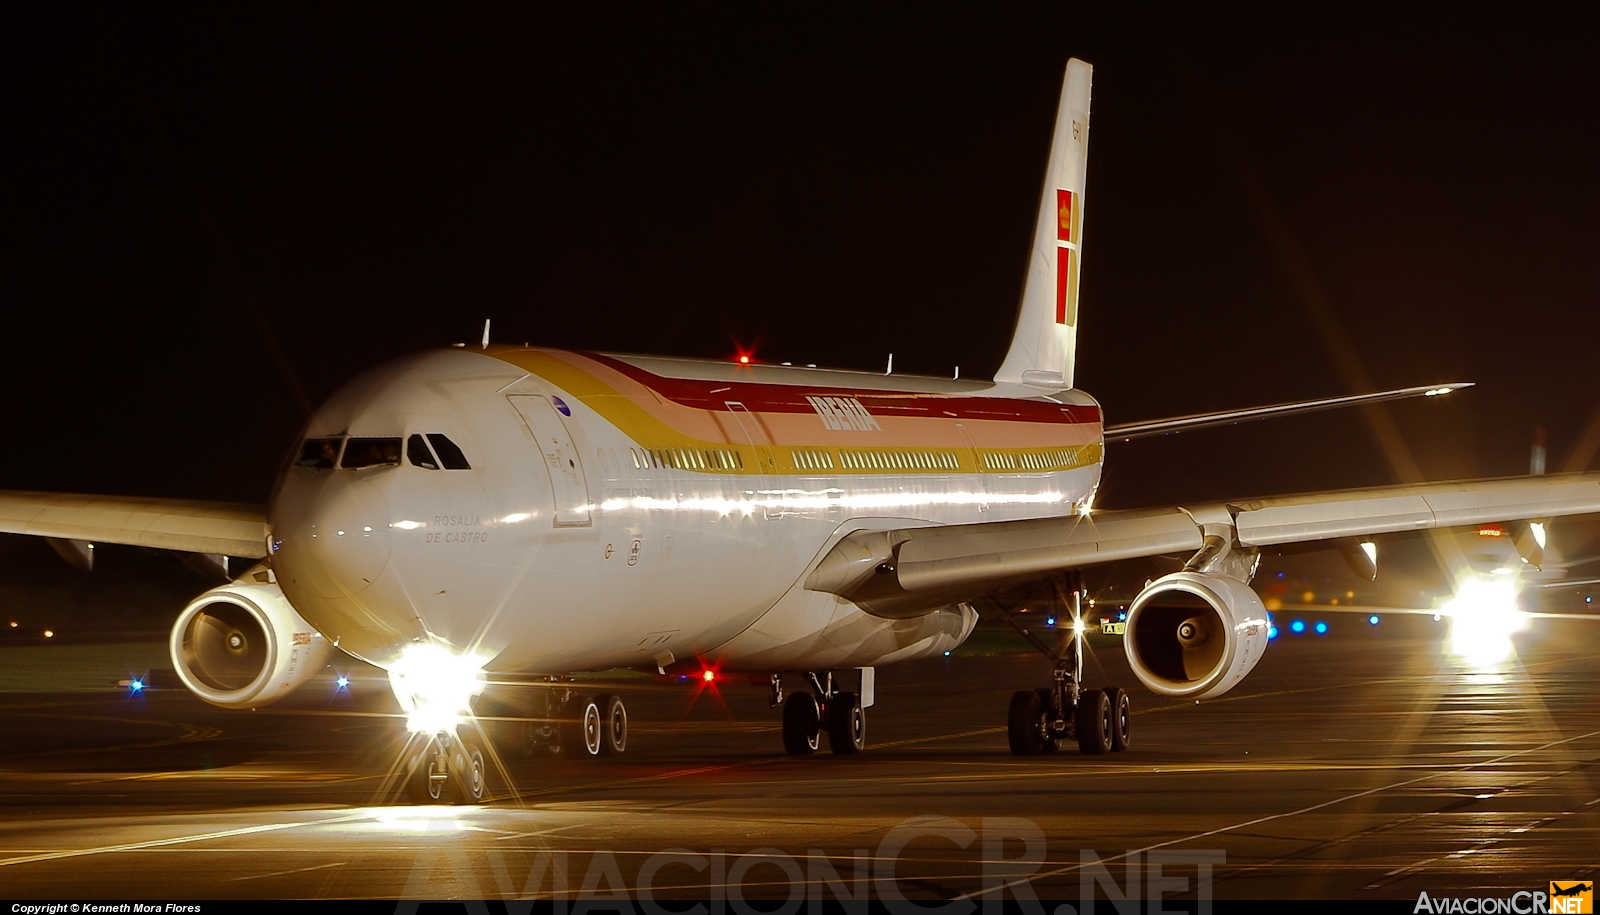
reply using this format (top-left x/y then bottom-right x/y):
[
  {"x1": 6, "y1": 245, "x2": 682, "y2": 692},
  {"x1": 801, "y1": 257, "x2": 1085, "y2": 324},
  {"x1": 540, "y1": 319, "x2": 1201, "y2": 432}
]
[{"x1": 6, "y1": 5, "x2": 1599, "y2": 511}]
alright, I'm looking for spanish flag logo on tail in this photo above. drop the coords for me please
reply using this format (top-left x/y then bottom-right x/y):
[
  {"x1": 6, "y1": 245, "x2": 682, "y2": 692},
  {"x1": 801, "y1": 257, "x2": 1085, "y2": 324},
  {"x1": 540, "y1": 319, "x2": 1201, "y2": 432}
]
[{"x1": 1055, "y1": 189, "x2": 1081, "y2": 326}]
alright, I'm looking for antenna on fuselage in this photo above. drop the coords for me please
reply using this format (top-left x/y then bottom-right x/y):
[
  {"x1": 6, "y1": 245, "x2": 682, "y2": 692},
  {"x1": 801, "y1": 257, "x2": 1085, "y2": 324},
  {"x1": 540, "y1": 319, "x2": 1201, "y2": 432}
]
[
  {"x1": 885, "y1": 353, "x2": 893, "y2": 376},
  {"x1": 481, "y1": 319, "x2": 491, "y2": 349},
  {"x1": 954, "y1": 366, "x2": 960, "y2": 380}
]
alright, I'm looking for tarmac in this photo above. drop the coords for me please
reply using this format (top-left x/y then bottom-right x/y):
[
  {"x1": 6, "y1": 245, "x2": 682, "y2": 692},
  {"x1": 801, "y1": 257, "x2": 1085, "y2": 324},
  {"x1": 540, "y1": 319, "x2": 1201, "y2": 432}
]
[{"x1": 0, "y1": 615, "x2": 1596, "y2": 902}]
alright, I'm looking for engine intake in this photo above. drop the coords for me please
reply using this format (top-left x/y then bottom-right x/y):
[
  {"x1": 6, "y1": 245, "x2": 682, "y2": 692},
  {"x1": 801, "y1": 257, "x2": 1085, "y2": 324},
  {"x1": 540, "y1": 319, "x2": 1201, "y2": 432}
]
[
  {"x1": 1123, "y1": 571, "x2": 1270, "y2": 700},
  {"x1": 170, "y1": 580, "x2": 333, "y2": 708}
]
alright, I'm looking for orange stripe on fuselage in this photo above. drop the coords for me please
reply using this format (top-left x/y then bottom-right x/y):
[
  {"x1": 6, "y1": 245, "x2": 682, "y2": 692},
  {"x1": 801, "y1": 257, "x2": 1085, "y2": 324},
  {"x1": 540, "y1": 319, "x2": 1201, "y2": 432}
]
[{"x1": 485, "y1": 347, "x2": 1103, "y2": 474}]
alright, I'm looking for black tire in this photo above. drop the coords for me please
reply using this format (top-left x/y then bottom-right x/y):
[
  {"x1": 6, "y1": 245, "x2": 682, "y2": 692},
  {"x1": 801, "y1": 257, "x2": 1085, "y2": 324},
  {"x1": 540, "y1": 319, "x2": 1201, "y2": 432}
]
[
  {"x1": 1007, "y1": 689, "x2": 1045, "y2": 756},
  {"x1": 455, "y1": 744, "x2": 487, "y2": 804},
  {"x1": 564, "y1": 695, "x2": 604, "y2": 759},
  {"x1": 406, "y1": 743, "x2": 452, "y2": 804},
  {"x1": 596, "y1": 693, "x2": 627, "y2": 757},
  {"x1": 782, "y1": 692, "x2": 820, "y2": 756},
  {"x1": 1105, "y1": 687, "x2": 1131, "y2": 752},
  {"x1": 1075, "y1": 688, "x2": 1113, "y2": 755},
  {"x1": 827, "y1": 691, "x2": 865, "y2": 754}
]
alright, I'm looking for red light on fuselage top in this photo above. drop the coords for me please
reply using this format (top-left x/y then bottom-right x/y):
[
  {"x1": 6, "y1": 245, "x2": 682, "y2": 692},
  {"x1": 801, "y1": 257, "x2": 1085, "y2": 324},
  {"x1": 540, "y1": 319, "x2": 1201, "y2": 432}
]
[{"x1": 702, "y1": 669, "x2": 716, "y2": 682}]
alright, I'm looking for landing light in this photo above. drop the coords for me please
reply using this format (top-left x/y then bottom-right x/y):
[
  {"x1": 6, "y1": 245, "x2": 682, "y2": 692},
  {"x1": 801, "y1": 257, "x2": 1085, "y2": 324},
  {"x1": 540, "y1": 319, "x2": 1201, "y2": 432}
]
[
  {"x1": 1441, "y1": 574, "x2": 1528, "y2": 667},
  {"x1": 387, "y1": 644, "x2": 489, "y2": 734}
]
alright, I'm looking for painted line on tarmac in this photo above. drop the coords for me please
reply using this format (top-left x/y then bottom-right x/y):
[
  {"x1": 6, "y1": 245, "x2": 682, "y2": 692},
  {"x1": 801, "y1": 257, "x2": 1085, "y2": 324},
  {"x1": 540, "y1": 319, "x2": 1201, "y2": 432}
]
[
  {"x1": 955, "y1": 725, "x2": 1600, "y2": 902},
  {"x1": 0, "y1": 811, "x2": 374, "y2": 869}
]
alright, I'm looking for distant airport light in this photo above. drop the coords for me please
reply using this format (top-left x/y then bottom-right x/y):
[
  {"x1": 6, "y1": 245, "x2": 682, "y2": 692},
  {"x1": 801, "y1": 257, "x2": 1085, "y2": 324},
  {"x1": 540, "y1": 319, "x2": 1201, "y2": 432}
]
[
  {"x1": 43, "y1": 629, "x2": 54, "y2": 639},
  {"x1": 701, "y1": 669, "x2": 716, "y2": 683},
  {"x1": 1314, "y1": 621, "x2": 1329, "y2": 635},
  {"x1": 7, "y1": 621, "x2": 15, "y2": 628},
  {"x1": 739, "y1": 355, "x2": 750, "y2": 364},
  {"x1": 1368, "y1": 615, "x2": 1380, "y2": 626},
  {"x1": 1290, "y1": 620, "x2": 1306, "y2": 634},
  {"x1": 387, "y1": 643, "x2": 489, "y2": 734},
  {"x1": 336, "y1": 676, "x2": 350, "y2": 689}
]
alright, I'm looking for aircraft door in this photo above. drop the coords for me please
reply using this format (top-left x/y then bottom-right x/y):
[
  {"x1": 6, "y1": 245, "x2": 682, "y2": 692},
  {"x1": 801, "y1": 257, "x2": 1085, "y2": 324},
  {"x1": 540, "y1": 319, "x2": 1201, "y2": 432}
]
[
  {"x1": 508, "y1": 394, "x2": 592, "y2": 527},
  {"x1": 725, "y1": 401, "x2": 779, "y2": 519}
]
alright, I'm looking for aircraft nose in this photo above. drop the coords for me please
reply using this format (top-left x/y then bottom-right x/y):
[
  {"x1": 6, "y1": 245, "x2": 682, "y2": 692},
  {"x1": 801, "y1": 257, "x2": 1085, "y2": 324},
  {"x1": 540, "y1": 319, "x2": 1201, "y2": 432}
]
[{"x1": 280, "y1": 475, "x2": 393, "y2": 599}]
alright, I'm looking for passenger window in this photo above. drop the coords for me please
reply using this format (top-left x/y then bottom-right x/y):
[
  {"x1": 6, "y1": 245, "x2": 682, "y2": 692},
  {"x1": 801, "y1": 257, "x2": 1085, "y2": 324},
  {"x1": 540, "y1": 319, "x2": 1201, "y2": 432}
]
[
  {"x1": 295, "y1": 437, "x2": 342, "y2": 469},
  {"x1": 407, "y1": 434, "x2": 439, "y2": 470},
  {"x1": 426, "y1": 434, "x2": 472, "y2": 470},
  {"x1": 341, "y1": 437, "x2": 402, "y2": 469}
]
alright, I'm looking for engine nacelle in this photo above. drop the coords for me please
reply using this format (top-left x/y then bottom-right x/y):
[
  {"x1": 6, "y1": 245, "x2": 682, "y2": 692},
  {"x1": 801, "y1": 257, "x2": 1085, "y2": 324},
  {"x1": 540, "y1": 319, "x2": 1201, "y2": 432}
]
[
  {"x1": 1123, "y1": 571, "x2": 1270, "y2": 700},
  {"x1": 170, "y1": 580, "x2": 334, "y2": 709}
]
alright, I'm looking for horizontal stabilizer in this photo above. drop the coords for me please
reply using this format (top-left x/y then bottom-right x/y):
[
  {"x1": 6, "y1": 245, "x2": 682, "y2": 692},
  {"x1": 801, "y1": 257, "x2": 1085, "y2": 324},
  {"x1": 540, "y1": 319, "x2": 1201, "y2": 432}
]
[{"x1": 1105, "y1": 383, "x2": 1472, "y2": 441}]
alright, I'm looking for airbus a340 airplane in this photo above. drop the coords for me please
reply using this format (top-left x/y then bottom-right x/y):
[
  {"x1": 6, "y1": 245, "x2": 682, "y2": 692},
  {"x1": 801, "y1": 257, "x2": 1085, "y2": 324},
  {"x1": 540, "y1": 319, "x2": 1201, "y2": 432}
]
[{"x1": 6, "y1": 59, "x2": 1600, "y2": 803}]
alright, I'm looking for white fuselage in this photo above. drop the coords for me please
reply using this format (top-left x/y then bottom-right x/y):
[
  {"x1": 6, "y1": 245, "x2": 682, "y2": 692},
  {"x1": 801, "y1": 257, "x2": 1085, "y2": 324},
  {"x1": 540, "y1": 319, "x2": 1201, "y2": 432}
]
[{"x1": 269, "y1": 347, "x2": 1104, "y2": 676}]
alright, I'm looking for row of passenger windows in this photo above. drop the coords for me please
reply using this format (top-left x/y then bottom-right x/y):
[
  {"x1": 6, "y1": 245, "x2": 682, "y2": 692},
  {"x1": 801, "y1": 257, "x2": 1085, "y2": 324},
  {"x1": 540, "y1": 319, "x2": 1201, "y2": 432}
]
[
  {"x1": 791, "y1": 449, "x2": 835, "y2": 470},
  {"x1": 629, "y1": 446, "x2": 744, "y2": 472},
  {"x1": 838, "y1": 449, "x2": 961, "y2": 471},
  {"x1": 980, "y1": 447, "x2": 1085, "y2": 471},
  {"x1": 295, "y1": 434, "x2": 471, "y2": 471}
]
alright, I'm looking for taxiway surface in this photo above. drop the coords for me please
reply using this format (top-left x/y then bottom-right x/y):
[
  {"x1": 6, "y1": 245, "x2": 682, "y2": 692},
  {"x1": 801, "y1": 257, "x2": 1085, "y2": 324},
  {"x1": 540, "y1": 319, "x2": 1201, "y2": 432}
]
[{"x1": 0, "y1": 619, "x2": 1596, "y2": 901}]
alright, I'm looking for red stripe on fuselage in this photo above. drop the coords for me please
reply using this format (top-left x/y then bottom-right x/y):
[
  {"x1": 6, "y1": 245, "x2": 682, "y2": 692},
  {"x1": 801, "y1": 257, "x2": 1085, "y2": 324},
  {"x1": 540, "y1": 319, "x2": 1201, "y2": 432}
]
[{"x1": 577, "y1": 352, "x2": 1102, "y2": 427}]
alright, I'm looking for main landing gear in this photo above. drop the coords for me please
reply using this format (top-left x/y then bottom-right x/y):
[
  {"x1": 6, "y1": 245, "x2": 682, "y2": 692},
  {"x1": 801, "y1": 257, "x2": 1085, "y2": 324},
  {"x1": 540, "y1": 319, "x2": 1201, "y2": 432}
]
[
  {"x1": 775, "y1": 671, "x2": 866, "y2": 756},
  {"x1": 994, "y1": 579, "x2": 1132, "y2": 757}
]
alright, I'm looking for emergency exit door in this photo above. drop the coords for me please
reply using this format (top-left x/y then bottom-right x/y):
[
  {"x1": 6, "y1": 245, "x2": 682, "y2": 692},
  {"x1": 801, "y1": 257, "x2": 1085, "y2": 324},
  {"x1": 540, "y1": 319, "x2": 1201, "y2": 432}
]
[{"x1": 508, "y1": 395, "x2": 591, "y2": 526}]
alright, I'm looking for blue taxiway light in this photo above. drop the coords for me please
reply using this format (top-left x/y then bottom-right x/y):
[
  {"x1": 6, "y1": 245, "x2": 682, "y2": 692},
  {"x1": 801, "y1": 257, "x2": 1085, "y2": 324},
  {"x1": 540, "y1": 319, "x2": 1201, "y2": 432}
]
[
  {"x1": 1314, "y1": 621, "x2": 1329, "y2": 635},
  {"x1": 1369, "y1": 615, "x2": 1380, "y2": 626},
  {"x1": 1268, "y1": 625, "x2": 1279, "y2": 640},
  {"x1": 129, "y1": 679, "x2": 144, "y2": 692},
  {"x1": 1118, "y1": 611, "x2": 1127, "y2": 621},
  {"x1": 1290, "y1": 620, "x2": 1306, "y2": 634},
  {"x1": 1046, "y1": 616, "x2": 1056, "y2": 626},
  {"x1": 943, "y1": 650, "x2": 952, "y2": 657}
]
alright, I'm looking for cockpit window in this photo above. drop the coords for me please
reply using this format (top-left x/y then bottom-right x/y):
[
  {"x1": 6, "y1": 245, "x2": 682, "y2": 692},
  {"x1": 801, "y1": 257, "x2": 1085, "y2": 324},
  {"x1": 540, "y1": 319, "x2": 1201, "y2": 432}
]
[
  {"x1": 340, "y1": 437, "x2": 403, "y2": 469},
  {"x1": 426, "y1": 433, "x2": 472, "y2": 470},
  {"x1": 295, "y1": 437, "x2": 343, "y2": 469},
  {"x1": 407, "y1": 434, "x2": 439, "y2": 470}
]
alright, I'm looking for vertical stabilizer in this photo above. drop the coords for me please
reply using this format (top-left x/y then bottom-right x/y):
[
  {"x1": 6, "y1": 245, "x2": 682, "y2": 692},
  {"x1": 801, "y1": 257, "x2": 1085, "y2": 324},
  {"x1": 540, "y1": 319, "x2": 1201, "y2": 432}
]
[{"x1": 994, "y1": 59, "x2": 1092, "y2": 389}]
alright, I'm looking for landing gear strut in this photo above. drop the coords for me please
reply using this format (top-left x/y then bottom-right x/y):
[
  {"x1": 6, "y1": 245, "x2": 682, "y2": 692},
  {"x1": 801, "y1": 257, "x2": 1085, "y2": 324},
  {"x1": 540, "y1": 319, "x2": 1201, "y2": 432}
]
[
  {"x1": 996, "y1": 577, "x2": 1131, "y2": 757},
  {"x1": 779, "y1": 671, "x2": 866, "y2": 756},
  {"x1": 405, "y1": 731, "x2": 488, "y2": 804}
]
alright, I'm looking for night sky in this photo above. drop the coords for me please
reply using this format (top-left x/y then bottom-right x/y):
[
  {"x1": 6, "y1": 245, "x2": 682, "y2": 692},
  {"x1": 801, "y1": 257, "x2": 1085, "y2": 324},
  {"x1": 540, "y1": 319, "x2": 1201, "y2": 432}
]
[{"x1": 8, "y1": 6, "x2": 1599, "y2": 513}]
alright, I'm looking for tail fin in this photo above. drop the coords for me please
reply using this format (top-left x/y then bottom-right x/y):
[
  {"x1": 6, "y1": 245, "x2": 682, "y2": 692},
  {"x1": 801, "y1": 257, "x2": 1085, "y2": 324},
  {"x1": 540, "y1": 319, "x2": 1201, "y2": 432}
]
[{"x1": 994, "y1": 58, "x2": 1093, "y2": 389}]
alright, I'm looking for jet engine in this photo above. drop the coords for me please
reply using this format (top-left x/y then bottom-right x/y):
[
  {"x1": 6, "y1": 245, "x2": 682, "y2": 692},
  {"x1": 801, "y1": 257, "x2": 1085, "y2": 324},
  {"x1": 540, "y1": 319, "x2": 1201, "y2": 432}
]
[
  {"x1": 170, "y1": 579, "x2": 333, "y2": 708},
  {"x1": 1123, "y1": 571, "x2": 1270, "y2": 700}
]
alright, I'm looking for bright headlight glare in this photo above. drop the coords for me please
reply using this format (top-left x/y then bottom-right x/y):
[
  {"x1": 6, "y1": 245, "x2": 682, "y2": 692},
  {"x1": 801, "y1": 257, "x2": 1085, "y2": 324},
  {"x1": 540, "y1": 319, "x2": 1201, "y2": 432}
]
[
  {"x1": 1440, "y1": 574, "x2": 1529, "y2": 667},
  {"x1": 387, "y1": 643, "x2": 489, "y2": 734}
]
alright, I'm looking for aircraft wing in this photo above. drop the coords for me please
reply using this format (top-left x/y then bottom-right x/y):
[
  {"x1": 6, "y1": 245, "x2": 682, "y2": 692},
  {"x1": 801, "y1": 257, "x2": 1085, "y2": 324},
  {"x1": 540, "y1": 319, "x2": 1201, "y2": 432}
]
[
  {"x1": 0, "y1": 490, "x2": 269, "y2": 560},
  {"x1": 806, "y1": 472, "x2": 1600, "y2": 618},
  {"x1": 1104, "y1": 383, "x2": 1471, "y2": 441}
]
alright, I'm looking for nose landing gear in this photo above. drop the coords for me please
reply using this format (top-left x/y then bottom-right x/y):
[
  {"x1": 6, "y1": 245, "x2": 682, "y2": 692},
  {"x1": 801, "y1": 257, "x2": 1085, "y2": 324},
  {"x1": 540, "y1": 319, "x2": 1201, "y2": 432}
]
[{"x1": 404, "y1": 732, "x2": 488, "y2": 804}]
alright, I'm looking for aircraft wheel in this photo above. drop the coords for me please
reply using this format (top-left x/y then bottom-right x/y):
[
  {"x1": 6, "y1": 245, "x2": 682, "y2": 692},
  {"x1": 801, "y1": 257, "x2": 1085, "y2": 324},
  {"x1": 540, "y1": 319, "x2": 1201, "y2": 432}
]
[
  {"x1": 827, "y1": 690, "x2": 865, "y2": 754},
  {"x1": 1075, "y1": 688, "x2": 1113, "y2": 755},
  {"x1": 1105, "y1": 687, "x2": 1131, "y2": 752},
  {"x1": 782, "y1": 692, "x2": 820, "y2": 756},
  {"x1": 565, "y1": 696, "x2": 604, "y2": 759},
  {"x1": 1007, "y1": 689, "x2": 1045, "y2": 756},
  {"x1": 407, "y1": 740, "x2": 453, "y2": 804},
  {"x1": 596, "y1": 693, "x2": 627, "y2": 757},
  {"x1": 454, "y1": 743, "x2": 487, "y2": 804}
]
